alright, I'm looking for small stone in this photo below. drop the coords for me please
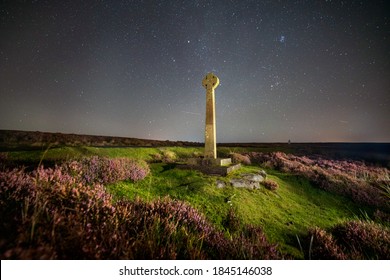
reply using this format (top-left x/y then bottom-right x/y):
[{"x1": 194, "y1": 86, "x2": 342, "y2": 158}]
[
  {"x1": 230, "y1": 178, "x2": 260, "y2": 189},
  {"x1": 250, "y1": 182, "x2": 260, "y2": 189},
  {"x1": 259, "y1": 170, "x2": 267, "y2": 178},
  {"x1": 230, "y1": 179, "x2": 247, "y2": 188},
  {"x1": 216, "y1": 180, "x2": 226, "y2": 188}
]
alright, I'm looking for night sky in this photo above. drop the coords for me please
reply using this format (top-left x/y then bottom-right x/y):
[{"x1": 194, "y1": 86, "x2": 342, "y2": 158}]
[{"x1": 1, "y1": 0, "x2": 389, "y2": 142}]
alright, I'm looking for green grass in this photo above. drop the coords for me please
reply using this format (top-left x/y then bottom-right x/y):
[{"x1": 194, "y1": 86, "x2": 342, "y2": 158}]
[
  {"x1": 229, "y1": 168, "x2": 367, "y2": 257},
  {"x1": 106, "y1": 162, "x2": 371, "y2": 259},
  {"x1": 5, "y1": 146, "x2": 205, "y2": 164},
  {"x1": 217, "y1": 146, "x2": 294, "y2": 157},
  {"x1": 106, "y1": 163, "x2": 231, "y2": 229},
  {"x1": 3, "y1": 145, "x2": 378, "y2": 258}
]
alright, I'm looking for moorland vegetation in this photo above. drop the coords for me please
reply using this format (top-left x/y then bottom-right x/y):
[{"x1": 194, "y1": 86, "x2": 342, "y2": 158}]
[{"x1": 0, "y1": 145, "x2": 389, "y2": 259}]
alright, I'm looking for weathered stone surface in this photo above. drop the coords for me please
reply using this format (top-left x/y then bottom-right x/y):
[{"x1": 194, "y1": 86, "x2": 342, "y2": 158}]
[
  {"x1": 230, "y1": 178, "x2": 260, "y2": 189},
  {"x1": 177, "y1": 163, "x2": 241, "y2": 176},
  {"x1": 242, "y1": 173, "x2": 265, "y2": 182},
  {"x1": 216, "y1": 180, "x2": 226, "y2": 188},
  {"x1": 202, "y1": 73, "x2": 219, "y2": 159},
  {"x1": 185, "y1": 157, "x2": 232, "y2": 167},
  {"x1": 230, "y1": 179, "x2": 246, "y2": 188},
  {"x1": 218, "y1": 171, "x2": 268, "y2": 189},
  {"x1": 259, "y1": 170, "x2": 267, "y2": 179},
  {"x1": 226, "y1": 163, "x2": 241, "y2": 173},
  {"x1": 216, "y1": 158, "x2": 232, "y2": 166}
]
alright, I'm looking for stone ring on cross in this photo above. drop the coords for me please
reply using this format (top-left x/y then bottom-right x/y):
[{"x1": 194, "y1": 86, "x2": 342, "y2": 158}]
[{"x1": 202, "y1": 73, "x2": 220, "y2": 90}]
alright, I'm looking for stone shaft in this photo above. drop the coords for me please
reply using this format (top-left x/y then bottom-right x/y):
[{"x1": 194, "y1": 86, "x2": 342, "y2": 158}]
[{"x1": 202, "y1": 73, "x2": 219, "y2": 159}]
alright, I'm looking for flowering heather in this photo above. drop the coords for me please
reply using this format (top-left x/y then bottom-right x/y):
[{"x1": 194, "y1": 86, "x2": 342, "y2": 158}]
[
  {"x1": 306, "y1": 227, "x2": 346, "y2": 260},
  {"x1": 61, "y1": 156, "x2": 150, "y2": 185},
  {"x1": 308, "y1": 220, "x2": 390, "y2": 259},
  {"x1": 230, "y1": 153, "x2": 251, "y2": 165},
  {"x1": 247, "y1": 152, "x2": 389, "y2": 210},
  {"x1": 0, "y1": 161, "x2": 283, "y2": 259}
]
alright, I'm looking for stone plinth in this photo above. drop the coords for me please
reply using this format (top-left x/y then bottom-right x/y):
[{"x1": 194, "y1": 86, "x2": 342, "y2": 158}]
[
  {"x1": 177, "y1": 162, "x2": 241, "y2": 176},
  {"x1": 179, "y1": 157, "x2": 239, "y2": 176},
  {"x1": 186, "y1": 157, "x2": 232, "y2": 167}
]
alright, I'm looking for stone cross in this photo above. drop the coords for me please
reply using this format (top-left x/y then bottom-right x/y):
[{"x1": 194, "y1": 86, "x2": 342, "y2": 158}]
[{"x1": 202, "y1": 72, "x2": 219, "y2": 159}]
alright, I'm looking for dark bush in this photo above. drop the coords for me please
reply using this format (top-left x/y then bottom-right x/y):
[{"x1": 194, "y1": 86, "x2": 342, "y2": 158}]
[
  {"x1": 222, "y1": 207, "x2": 242, "y2": 233},
  {"x1": 230, "y1": 153, "x2": 251, "y2": 165},
  {"x1": 61, "y1": 156, "x2": 150, "y2": 184},
  {"x1": 332, "y1": 221, "x2": 390, "y2": 259},
  {"x1": 307, "y1": 221, "x2": 390, "y2": 260},
  {"x1": 261, "y1": 179, "x2": 279, "y2": 191}
]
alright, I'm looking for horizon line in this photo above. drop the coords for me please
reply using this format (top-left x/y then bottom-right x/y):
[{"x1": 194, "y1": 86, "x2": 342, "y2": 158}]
[{"x1": 1, "y1": 129, "x2": 389, "y2": 144}]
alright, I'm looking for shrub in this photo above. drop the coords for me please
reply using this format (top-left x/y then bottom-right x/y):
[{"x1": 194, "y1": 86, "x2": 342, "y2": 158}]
[
  {"x1": 229, "y1": 153, "x2": 250, "y2": 165},
  {"x1": 331, "y1": 220, "x2": 390, "y2": 259},
  {"x1": 222, "y1": 207, "x2": 242, "y2": 233},
  {"x1": 237, "y1": 225, "x2": 283, "y2": 260},
  {"x1": 230, "y1": 153, "x2": 251, "y2": 165},
  {"x1": 307, "y1": 220, "x2": 390, "y2": 259},
  {"x1": 247, "y1": 152, "x2": 389, "y2": 210},
  {"x1": 61, "y1": 156, "x2": 150, "y2": 184},
  {"x1": 151, "y1": 153, "x2": 163, "y2": 162},
  {"x1": 262, "y1": 179, "x2": 279, "y2": 191},
  {"x1": 373, "y1": 209, "x2": 390, "y2": 224},
  {"x1": 307, "y1": 227, "x2": 346, "y2": 260},
  {"x1": 161, "y1": 150, "x2": 177, "y2": 163}
]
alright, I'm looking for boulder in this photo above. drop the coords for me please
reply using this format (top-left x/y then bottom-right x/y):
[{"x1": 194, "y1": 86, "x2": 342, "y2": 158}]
[
  {"x1": 242, "y1": 173, "x2": 264, "y2": 182},
  {"x1": 230, "y1": 178, "x2": 260, "y2": 189}
]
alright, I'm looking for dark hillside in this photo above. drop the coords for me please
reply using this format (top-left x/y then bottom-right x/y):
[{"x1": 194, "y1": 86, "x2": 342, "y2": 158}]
[{"x1": 0, "y1": 129, "x2": 201, "y2": 150}]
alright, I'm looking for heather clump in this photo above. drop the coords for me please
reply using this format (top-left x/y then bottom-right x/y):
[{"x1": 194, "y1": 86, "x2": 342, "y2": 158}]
[
  {"x1": 230, "y1": 153, "x2": 251, "y2": 165},
  {"x1": 307, "y1": 227, "x2": 346, "y2": 260},
  {"x1": 247, "y1": 152, "x2": 389, "y2": 210},
  {"x1": 307, "y1": 220, "x2": 390, "y2": 259},
  {"x1": 0, "y1": 161, "x2": 283, "y2": 259},
  {"x1": 331, "y1": 220, "x2": 390, "y2": 259},
  {"x1": 62, "y1": 156, "x2": 150, "y2": 184},
  {"x1": 153, "y1": 149, "x2": 178, "y2": 163},
  {"x1": 236, "y1": 225, "x2": 282, "y2": 260},
  {"x1": 261, "y1": 179, "x2": 279, "y2": 191},
  {"x1": 0, "y1": 168, "x2": 37, "y2": 240},
  {"x1": 222, "y1": 207, "x2": 242, "y2": 233}
]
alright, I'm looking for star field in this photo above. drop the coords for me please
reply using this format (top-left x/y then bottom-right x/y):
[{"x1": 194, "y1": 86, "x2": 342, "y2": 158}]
[{"x1": 0, "y1": 0, "x2": 389, "y2": 142}]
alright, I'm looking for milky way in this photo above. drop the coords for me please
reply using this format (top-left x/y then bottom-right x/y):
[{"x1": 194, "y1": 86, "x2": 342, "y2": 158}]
[{"x1": 0, "y1": 0, "x2": 389, "y2": 142}]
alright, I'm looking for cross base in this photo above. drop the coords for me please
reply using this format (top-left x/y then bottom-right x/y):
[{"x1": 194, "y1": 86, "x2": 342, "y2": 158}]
[
  {"x1": 186, "y1": 157, "x2": 232, "y2": 166},
  {"x1": 178, "y1": 157, "x2": 241, "y2": 176}
]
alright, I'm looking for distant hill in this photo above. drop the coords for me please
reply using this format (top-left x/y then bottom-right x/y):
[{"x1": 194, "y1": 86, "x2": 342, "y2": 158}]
[{"x1": 0, "y1": 129, "x2": 201, "y2": 150}]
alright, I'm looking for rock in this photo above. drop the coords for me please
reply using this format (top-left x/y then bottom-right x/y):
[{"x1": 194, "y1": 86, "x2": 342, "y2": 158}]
[
  {"x1": 242, "y1": 173, "x2": 264, "y2": 182},
  {"x1": 230, "y1": 178, "x2": 260, "y2": 189},
  {"x1": 216, "y1": 180, "x2": 226, "y2": 188},
  {"x1": 249, "y1": 181, "x2": 260, "y2": 189},
  {"x1": 230, "y1": 179, "x2": 247, "y2": 188},
  {"x1": 259, "y1": 170, "x2": 267, "y2": 178},
  {"x1": 215, "y1": 171, "x2": 266, "y2": 190}
]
